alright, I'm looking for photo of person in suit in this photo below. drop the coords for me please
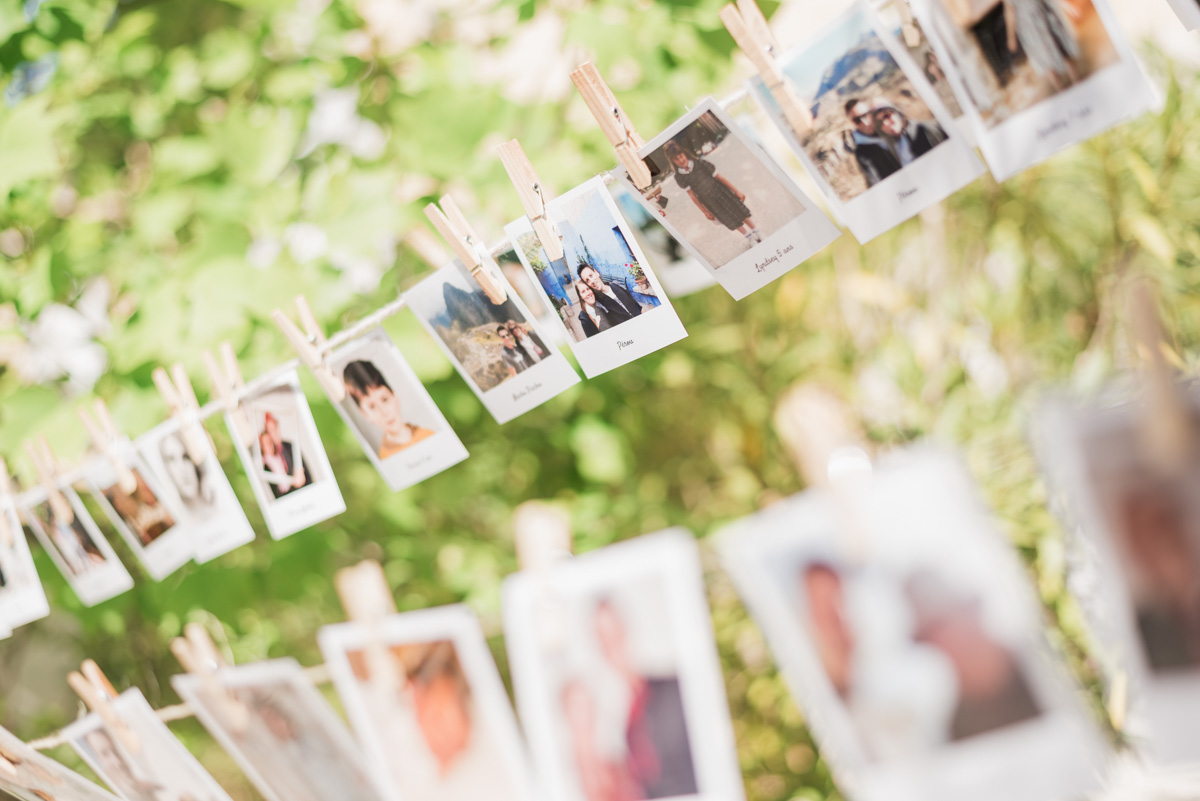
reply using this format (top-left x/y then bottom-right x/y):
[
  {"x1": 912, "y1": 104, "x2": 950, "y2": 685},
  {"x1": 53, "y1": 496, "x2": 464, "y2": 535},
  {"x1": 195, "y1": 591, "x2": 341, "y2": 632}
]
[
  {"x1": 342, "y1": 360, "x2": 436, "y2": 460},
  {"x1": 251, "y1": 405, "x2": 313, "y2": 501},
  {"x1": 103, "y1": 470, "x2": 175, "y2": 547}
]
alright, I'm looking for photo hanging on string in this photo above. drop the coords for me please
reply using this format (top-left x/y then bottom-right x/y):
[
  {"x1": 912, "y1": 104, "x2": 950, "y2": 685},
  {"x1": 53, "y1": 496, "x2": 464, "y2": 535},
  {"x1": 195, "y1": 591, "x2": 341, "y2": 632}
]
[
  {"x1": 404, "y1": 256, "x2": 581, "y2": 424},
  {"x1": 609, "y1": 184, "x2": 717, "y2": 298},
  {"x1": 716, "y1": 448, "x2": 1111, "y2": 801},
  {"x1": 0, "y1": 491, "x2": 50, "y2": 632},
  {"x1": 875, "y1": 2, "x2": 968, "y2": 125},
  {"x1": 911, "y1": 0, "x2": 1155, "y2": 180},
  {"x1": 617, "y1": 98, "x2": 840, "y2": 302},
  {"x1": 228, "y1": 370, "x2": 345, "y2": 540},
  {"x1": 504, "y1": 176, "x2": 689, "y2": 378},
  {"x1": 324, "y1": 328, "x2": 468, "y2": 492},
  {"x1": 137, "y1": 422, "x2": 256, "y2": 563},
  {"x1": 319, "y1": 605, "x2": 539, "y2": 801},
  {"x1": 23, "y1": 489, "x2": 133, "y2": 607},
  {"x1": 502, "y1": 529, "x2": 745, "y2": 801},
  {"x1": 0, "y1": 724, "x2": 124, "y2": 801},
  {"x1": 749, "y1": 0, "x2": 985, "y2": 244}
]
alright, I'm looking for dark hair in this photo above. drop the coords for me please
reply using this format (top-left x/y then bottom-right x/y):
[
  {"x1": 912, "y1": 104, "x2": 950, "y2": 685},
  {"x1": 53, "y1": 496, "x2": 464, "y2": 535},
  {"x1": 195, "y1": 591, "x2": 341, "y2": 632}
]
[
  {"x1": 844, "y1": 98, "x2": 862, "y2": 115},
  {"x1": 343, "y1": 360, "x2": 391, "y2": 406},
  {"x1": 576, "y1": 261, "x2": 600, "y2": 281}
]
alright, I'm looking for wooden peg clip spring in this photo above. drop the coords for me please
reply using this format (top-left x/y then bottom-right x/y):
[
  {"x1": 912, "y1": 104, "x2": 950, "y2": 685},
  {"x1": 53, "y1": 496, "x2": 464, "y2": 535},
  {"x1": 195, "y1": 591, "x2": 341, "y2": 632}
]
[
  {"x1": 23, "y1": 437, "x2": 73, "y2": 525},
  {"x1": 1128, "y1": 278, "x2": 1193, "y2": 474},
  {"x1": 497, "y1": 140, "x2": 565, "y2": 263},
  {"x1": 335, "y1": 560, "x2": 399, "y2": 698},
  {"x1": 202, "y1": 341, "x2": 255, "y2": 449},
  {"x1": 424, "y1": 196, "x2": 509, "y2": 305},
  {"x1": 171, "y1": 622, "x2": 250, "y2": 733},
  {"x1": 720, "y1": 0, "x2": 813, "y2": 138},
  {"x1": 153, "y1": 363, "x2": 212, "y2": 467},
  {"x1": 570, "y1": 62, "x2": 653, "y2": 190},
  {"x1": 78, "y1": 399, "x2": 138, "y2": 496},
  {"x1": 66, "y1": 660, "x2": 141, "y2": 755},
  {"x1": 272, "y1": 295, "x2": 347, "y2": 403}
]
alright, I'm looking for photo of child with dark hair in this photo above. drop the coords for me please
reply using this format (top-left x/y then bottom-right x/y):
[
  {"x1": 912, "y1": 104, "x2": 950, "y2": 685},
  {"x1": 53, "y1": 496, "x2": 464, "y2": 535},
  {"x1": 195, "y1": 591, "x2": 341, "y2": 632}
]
[
  {"x1": 343, "y1": 359, "x2": 435, "y2": 460},
  {"x1": 662, "y1": 139, "x2": 761, "y2": 250}
]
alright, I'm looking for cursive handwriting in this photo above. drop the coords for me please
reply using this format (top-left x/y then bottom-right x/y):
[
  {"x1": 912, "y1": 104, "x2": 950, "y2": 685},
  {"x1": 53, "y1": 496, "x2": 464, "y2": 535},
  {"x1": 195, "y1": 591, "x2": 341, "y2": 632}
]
[
  {"x1": 512, "y1": 381, "x2": 543, "y2": 401},
  {"x1": 897, "y1": 187, "x2": 919, "y2": 202},
  {"x1": 754, "y1": 244, "x2": 794, "y2": 272},
  {"x1": 617, "y1": 339, "x2": 634, "y2": 350}
]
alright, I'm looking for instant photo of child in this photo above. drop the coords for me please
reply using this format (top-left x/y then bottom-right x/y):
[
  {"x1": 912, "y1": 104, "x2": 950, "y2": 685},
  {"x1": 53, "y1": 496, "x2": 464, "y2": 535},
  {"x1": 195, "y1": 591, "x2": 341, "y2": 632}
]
[
  {"x1": 319, "y1": 605, "x2": 537, "y2": 801},
  {"x1": 620, "y1": 99, "x2": 839, "y2": 301},
  {"x1": 0, "y1": 724, "x2": 123, "y2": 801},
  {"x1": 913, "y1": 0, "x2": 1154, "y2": 179},
  {"x1": 174, "y1": 658, "x2": 386, "y2": 801},
  {"x1": 505, "y1": 177, "x2": 688, "y2": 377},
  {"x1": 718, "y1": 449, "x2": 1110, "y2": 801},
  {"x1": 751, "y1": 0, "x2": 983, "y2": 243},
  {"x1": 503, "y1": 530, "x2": 743, "y2": 801},
  {"x1": 229, "y1": 371, "x2": 345, "y2": 540},
  {"x1": 24, "y1": 491, "x2": 132, "y2": 607},
  {"x1": 1034, "y1": 392, "x2": 1200, "y2": 763},
  {"x1": 405, "y1": 258, "x2": 580, "y2": 424},
  {"x1": 326, "y1": 328, "x2": 467, "y2": 491},
  {"x1": 0, "y1": 497, "x2": 50, "y2": 631},
  {"x1": 138, "y1": 424, "x2": 256, "y2": 563},
  {"x1": 67, "y1": 688, "x2": 234, "y2": 801}
]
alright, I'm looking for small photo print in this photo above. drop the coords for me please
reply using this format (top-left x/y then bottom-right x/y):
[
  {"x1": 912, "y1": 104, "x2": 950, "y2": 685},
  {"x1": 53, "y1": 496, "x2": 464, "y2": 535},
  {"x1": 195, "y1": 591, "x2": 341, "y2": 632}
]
[
  {"x1": 503, "y1": 530, "x2": 743, "y2": 801},
  {"x1": 0, "y1": 496, "x2": 50, "y2": 631},
  {"x1": 173, "y1": 658, "x2": 386, "y2": 801},
  {"x1": 66, "y1": 688, "x2": 234, "y2": 801},
  {"x1": 0, "y1": 724, "x2": 123, "y2": 801},
  {"x1": 621, "y1": 99, "x2": 839, "y2": 301},
  {"x1": 230, "y1": 371, "x2": 345, "y2": 540},
  {"x1": 717, "y1": 450, "x2": 1109, "y2": 801},
  {"x1": 505, "y1": 177, "x2": 688, "y2": 377},
  {"x1": 1164, "y1": 0, "x2": 1200, "y2": 29},
  {"x1": 326, "y1": 328, "x2": 468, "y2": 492},
  {"x1": 877, "y1": 3, "x2": 966, "y2": 119},
  {"x1": 138, "y1": 424, "x2": 256, "y2": 563},
  {"x1": 610, "y1": 185, "x2": 717, "y2": 298},
  {"x1": 405, "y1": 258, "x2": 581, "y2": 424},
  {"x1": 319, "y1": 605, "x2": 537, "y2": 801},
  {"x1": 24, "y1": 490, "x2": 132, "y2": 607}
]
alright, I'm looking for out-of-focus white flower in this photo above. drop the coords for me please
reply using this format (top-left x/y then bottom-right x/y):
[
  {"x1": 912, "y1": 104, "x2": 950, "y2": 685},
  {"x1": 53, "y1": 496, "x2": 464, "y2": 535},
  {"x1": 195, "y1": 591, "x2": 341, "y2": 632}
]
[
  {"x1": 284, "y1": 223, "x2": 328, "y2": 264},
  {"x1": 982, "y1": 249, "x2": 1019, "y2": 291},
  {"x1": 474, "y1": 13, "x2": 587, "y2": 104},
  {"x1": 354, "y1": 0, "x2": 437, "y2": 55},
  {"x1": 3, "y1": 279, "x2": 111, "y2": 394},
  {"x1": 959, "y1": 332, "x2": 1009, "y2": 400},
  {"x1": 298, "y1": 88, "x2": 387, "y2": 160},
  {"x1": 330, "y1": 250, "x2": 384, "y2": 294},
  {"x1": 247, "y1": 236, "x2": 283, "y2": 269},
  {"x1": 857, "y1": 364, "x2": 907, "y2": 428}
]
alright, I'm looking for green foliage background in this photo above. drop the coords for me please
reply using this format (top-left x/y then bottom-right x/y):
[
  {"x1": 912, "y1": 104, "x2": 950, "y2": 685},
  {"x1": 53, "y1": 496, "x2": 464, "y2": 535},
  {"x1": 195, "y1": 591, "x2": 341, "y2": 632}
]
[{"x1": 0, "y1": 0, "x2": 1198, "y2": 799}]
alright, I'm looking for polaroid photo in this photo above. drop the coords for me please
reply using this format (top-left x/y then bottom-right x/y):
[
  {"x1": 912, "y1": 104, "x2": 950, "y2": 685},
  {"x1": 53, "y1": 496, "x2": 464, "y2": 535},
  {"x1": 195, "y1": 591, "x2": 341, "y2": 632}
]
[
  {"x1": 23, "y1": 490, "x2": 132, "y2": 607},
  {"x1": 0, "y1": 494, "x2": 50, "y2": 631},
  {"x1": 325, "y1": 328, "x2": 468, "y2": 491},
  {"x1": 1165, "y1": 0, "x2": 1200, "y2": 28},
  {"x1": 751, "y1": 0, "x2": 985, "y2": 244},
  {"x1": 405, "y1": 256, "x2": 581, "y2": 424},
  {"x1": 912, "y1": 0, "x2": 1155, "y2": 181},
  {"x1": 228, "y1": 370, "x2": 345, "y2": 540},
  {"x1": 503, "y1": 529, "x2": 744, "y2": 801},
  {"x1": 0, "y1": 724, "x2": 123, "y2": 801},
  {"x1": 318, "y1": 604, "x2": 538, "y2": 801},
  {"x1": 716, "y1": 448, "x2": 1110, "y2": 801},
  {"x1": 504, "y1": 177, "x2": 689, "y2": 378},
  {"x1": 496, "y1": 245, "x2": 568, "y2": 345},
  {"x1": 173, "y1": 657, "x2": 386, "y2": 801},
  {"x1": 137, "y1": 422, "x2": 255, "y2": 563},
  {"x1": 875, "y1": 2, "x2": 969, "y2": 126},
  {"x1": 66, "y1": 688, "x2": 235, "y2": 801},
  {"x1": 1033, "y1": 391, "x2": 1200, "y2": 763},
  {"x1": 617, "y1": 98, "x2": 840, "y2": 301},
  {"x1": 84, "y1": 442, "x2": 192, "y2": 581},
  {"x1": 609, "y1": 184, "x2": 717, "y2": 298}
]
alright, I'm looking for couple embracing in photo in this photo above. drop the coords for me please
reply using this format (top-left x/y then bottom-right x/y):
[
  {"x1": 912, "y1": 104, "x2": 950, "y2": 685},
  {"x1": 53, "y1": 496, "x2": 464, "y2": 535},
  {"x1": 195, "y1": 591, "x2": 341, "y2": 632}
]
[{"x1": 843, "y1": 96, "x2": 948, "y2": 187}]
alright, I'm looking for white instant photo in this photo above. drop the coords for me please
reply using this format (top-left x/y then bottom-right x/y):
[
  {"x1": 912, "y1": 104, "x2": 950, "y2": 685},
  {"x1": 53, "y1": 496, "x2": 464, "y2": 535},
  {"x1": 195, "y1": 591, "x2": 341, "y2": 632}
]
[
  {"x1": 875, "y1": 2, "x2": 969, "y2": 129},
  {"x1": 228, "y1": 370, "x2": 345, "y2": 540},
  {"x1": 912, "y1": 0, "x2": 1155, "y2": 180},
  {"x1": 505, "y1": 176, "x2": 688, "y2": 378},
  {"x1": 173, "y1": 658, "x2": 387, "y2": 801},
  {"x1": 85, "y1": 442, "x2": 192, "y2": 580},
  {"x1": 1033, "y1": 390, "x2": 1200, "y2": 763},
  {"x1": 405, "y1": 257, "x2": 581, "y2": 424},
  {"x1": 66, "y1": 688, "x2": 235, "y2": 801},
  {"x1": 24, "y1": 490, "x2": 132, "y2": 607},
  {"x1": 503, "y1": 529, "x2": 744, "y2": 801},
  {"x1": 0, "y1": 493, "x2": 50, "y2": 631},
  {"x1": 1165, "y1": 0, "x2": 1200, "y2": 28},
  {"x1": 750, "y1": 0, "x2": 985, "y2": 244},
  {"x1": 319, "y1": 604, "x2": 538, "y2": 801},
  {"x1": 325, "y1": 328, "x2": 468, "y2": 491},
  {"x1": 617, "y1": 98, "x2": 840, "y2": 301},
  {"x1": 0, "y1": 724, "x2": 123, "y2": 801},
  {"x1": 137, "y1": 422, "x2": 256, "y2": 563},
  {"x1": 717, "y1": 448, "x2": 1110, "y2": 801}
]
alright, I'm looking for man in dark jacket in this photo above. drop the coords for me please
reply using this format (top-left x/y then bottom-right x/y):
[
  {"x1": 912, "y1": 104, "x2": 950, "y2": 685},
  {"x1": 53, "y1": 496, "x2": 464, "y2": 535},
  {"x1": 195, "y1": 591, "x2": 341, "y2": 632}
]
[
  {"x1": 578, "y1": 263, "x2": 641, "y2": 326},
  {"x1": 843, "y1": 97, "x2": 901, "y2": 187},
  {"x1": 874, "y1": 101, "x2": 947, "y2": 165}
]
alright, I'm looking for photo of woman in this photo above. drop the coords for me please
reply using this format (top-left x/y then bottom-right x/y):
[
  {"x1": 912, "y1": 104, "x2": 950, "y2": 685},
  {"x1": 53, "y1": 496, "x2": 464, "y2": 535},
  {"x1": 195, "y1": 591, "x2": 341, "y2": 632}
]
[
  {"x1": 30, "y1": 502, "x2": 106, "y2": 577},
  {"x1": 254, "y1": 411, "x2": 312, "y2": 500},
  {"x1": 103, "y1": 470, "x2": 175, "y2": 546},
  {"x1": 158, "y1": 432, "x2": 217, "y2": 520},
  {"x1": 23, "y1": 490, "x2": 133, "y2": 606},
  {"x1": 343, "y1": 360, "x2": 435, "y2": 459}
]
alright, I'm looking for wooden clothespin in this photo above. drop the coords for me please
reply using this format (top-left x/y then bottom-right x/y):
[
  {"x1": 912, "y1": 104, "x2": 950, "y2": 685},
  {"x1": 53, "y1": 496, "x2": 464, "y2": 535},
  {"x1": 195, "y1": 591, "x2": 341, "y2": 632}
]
[
  {"x1": 171, "y1": 622, "x2": 250, "y2": 732},
  {"x1": 424, "y1": 196, "x2": 509, "y2": 305},
  {"x1": 497, "y1": 140, "x2": 565, "y2": 263},
  {"x1": 202, "y1": 341, "x2": 255, "y2": 449},
  {"x1": 23, "y1": 436, "x2": 73, "y2": 525},
  {"x1": 335, "y1": 560, "x2": 399, "y2": 698},
  {"x1": 78, "y1": 399, "x2": 138, "y2": 496},
  {"x1": 720, "y1": 0, "x2": 813, "y2": 138},
  {"x1": 153, "y1": 363, "x2": 211, "y2": 467},
  {"x1": 893, "y1": 0, "x2": 924, "y2": 48},
  {"x1": 0, "y1": 457, "x2": 15, "y2": 549},
  {"x1": 570, "y1": 62, "x2": 653, "y2": 191},
  {"x1": 404, "y1": 227, "x2": 451, "y2": 270},
  {"x1": 1128, "y1": 278, "x2": 1193, "y2": 475},
  {"x1": 66, "y1": 660, "x2": 141, "y2": 755},
  {"x1": 513, "y1": 501, "x2": 573, "y2": 573},
  {"x1": 272, "y1": 295, "x2": 347, "y2": 403}
]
